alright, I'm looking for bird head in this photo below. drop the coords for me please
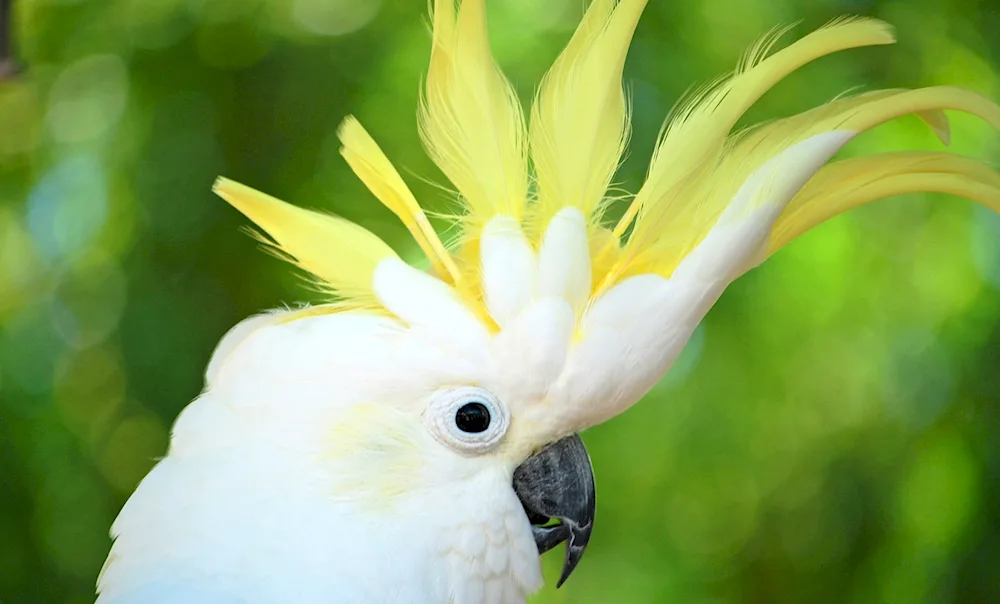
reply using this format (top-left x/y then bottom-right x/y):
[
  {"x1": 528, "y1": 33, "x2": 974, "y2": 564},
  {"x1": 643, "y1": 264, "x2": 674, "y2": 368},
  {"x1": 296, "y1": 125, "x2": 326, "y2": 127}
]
[{"x1": 100, "y1": 0, "x2": 1000, "y2": 600}]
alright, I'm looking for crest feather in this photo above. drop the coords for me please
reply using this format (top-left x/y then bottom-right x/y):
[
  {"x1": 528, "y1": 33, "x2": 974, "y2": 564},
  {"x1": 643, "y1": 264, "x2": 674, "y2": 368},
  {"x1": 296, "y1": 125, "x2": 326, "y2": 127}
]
[
  {"x1": 619, "y1": 86, "x2": 1000, "y2": 279},
  {"x1": 216, "y1": 9, "x2": 1000, "y2": 339},
  {"x1": 337, "y1": 115, "x2": 463, "y2": 288},
  {"x1": 616, "y1": 18, "x2": 895, "y2": 232},
  {"x1": 526, "y1": 0, "x2": 647, "y2": 241},
  {"x1": 213, "y1": 177, "x2": 397, "y2": 305},
  {"x1": 419, "y1": 0, "x2": 528, "y2": 237},
  {"x1": 763, "y1": 151, "x2": 1000, "y2": 264},
  {"x1": 605, "y1": 17, "x2": 896, "y2": 288}
]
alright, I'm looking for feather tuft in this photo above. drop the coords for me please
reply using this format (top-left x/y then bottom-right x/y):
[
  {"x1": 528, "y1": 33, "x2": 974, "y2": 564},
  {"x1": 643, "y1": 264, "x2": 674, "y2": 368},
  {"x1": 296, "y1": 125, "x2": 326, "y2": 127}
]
[
  {"x1": 213, "y1": 177, "x2": 398, "y2": 307},
  {"x1": 337, "y1": 115, "x2": 463, "y2": 288},
  {"x1": 418, "y1": 0, "x2": 528, "y2": 240},
  {"x1": 600, "y1": 18, "x2": 914, "y2": 292},
  {"x1": 760, "y1": 151, "x2": 1000, "y2": 266},
  {"x1": 526, "y1": 0, "x2": 646, "y2": 242},
  {"x1": 215, "y1": 10, "x2": 1000, "y2": 342},
  {"x1": 612, "y1": 17, "x2": 895, "y2": 246}
]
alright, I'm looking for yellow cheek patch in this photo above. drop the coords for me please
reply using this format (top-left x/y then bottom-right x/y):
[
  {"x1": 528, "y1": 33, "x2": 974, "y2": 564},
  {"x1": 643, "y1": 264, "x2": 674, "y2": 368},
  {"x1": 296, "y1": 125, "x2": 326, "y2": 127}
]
[{"x1": 322, "y1": 402, "x2": 425, "y2": 507}]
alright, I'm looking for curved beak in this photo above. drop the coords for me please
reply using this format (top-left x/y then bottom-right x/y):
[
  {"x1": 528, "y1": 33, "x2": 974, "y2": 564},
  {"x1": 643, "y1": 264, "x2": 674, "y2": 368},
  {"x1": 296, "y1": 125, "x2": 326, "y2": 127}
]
[{"x1": 512, "y1": 434, "x2": 595, "y2": 588}]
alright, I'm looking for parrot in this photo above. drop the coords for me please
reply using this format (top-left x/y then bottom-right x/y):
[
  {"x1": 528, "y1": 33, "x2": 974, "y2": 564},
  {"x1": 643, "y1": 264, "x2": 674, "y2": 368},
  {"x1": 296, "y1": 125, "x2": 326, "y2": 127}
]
[{"x1": 96, "y1": 0, "x2": 1000, "y2": 602}]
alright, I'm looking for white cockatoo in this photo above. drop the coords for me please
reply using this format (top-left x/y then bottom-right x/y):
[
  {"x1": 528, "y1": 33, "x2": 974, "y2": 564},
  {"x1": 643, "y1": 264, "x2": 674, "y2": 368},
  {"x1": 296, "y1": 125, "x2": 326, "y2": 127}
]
[{"x1": 97, "y1": 0, "x2": 1000, "y2": 602}]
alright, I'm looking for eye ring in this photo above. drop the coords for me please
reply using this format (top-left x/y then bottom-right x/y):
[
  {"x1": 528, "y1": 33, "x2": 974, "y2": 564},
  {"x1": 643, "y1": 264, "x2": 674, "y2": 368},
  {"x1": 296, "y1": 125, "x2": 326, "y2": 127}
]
[{"x1": 426, "y1": 386, "x2": 510, "y2": 454}]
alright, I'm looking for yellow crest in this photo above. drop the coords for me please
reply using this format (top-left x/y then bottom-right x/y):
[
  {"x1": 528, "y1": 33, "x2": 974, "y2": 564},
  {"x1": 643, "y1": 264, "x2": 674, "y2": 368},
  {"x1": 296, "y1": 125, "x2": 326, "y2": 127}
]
[{"x1": 215, "y1": 1, "x2": 1000, "y2": 327}]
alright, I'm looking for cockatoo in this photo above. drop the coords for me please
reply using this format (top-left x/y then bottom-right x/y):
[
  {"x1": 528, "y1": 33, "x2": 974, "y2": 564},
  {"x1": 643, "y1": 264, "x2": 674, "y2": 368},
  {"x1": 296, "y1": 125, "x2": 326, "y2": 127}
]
[{"x1": 97, "y1": 0, "x2": 1000, "y2": 602}]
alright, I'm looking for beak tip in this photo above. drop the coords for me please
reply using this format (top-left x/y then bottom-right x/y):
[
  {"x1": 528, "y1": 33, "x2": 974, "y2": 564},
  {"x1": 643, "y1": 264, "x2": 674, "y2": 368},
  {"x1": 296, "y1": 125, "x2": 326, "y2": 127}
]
[{"x1": 555, "y1": 553, "x2": 579, "y2": 588}]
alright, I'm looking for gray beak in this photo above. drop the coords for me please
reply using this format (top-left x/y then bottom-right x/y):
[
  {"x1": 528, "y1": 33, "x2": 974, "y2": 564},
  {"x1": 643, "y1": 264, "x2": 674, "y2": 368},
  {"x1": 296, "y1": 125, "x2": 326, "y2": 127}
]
[{"x1": 512, "y1": 434, "x2": 595, "y2": 588}]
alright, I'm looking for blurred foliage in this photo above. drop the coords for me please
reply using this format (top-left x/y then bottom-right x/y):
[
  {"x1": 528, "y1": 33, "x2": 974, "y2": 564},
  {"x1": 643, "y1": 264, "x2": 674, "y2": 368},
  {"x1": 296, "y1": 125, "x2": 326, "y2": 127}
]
[{"x1": 1, "y1": 0, "x2": 1000, "y2": 602}]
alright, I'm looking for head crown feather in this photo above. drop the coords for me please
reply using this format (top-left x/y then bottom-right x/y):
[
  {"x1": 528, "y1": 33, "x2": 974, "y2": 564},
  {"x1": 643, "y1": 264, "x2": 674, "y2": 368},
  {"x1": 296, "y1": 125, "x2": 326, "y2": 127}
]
[{"x1": 213, "y1": 0, "x2": 1000, "y2": 429}]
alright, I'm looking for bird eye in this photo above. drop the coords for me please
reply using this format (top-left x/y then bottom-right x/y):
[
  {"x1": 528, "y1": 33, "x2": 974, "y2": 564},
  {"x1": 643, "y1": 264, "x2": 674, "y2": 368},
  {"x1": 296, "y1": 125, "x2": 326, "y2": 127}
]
[
  {"x1": 455, "y1": 402, "x2": 491, "y2": 433},
  {"x1": 426, "y1": 387, "x2": 509, "y2": 454}
]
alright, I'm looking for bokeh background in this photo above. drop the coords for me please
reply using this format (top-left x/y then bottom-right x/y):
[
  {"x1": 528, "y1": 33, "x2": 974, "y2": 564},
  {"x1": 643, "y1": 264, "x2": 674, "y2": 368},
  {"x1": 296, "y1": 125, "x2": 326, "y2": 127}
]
[{"x1": 2, "y1": 0, "x2": 1000, "y2": 602}]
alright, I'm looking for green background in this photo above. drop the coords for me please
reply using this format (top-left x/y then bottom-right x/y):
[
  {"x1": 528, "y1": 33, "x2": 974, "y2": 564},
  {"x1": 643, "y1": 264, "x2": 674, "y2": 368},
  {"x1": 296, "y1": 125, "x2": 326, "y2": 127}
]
[{"x1": 2, "y1": 0, "x2": 999, "y2": 602}]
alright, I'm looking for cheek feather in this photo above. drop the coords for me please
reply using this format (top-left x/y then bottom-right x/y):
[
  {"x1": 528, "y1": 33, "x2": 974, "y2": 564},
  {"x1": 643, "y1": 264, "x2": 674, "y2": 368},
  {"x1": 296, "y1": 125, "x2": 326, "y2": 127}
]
[{"x1": 322, "y1": 402, "x2": 426, "y2": 507}]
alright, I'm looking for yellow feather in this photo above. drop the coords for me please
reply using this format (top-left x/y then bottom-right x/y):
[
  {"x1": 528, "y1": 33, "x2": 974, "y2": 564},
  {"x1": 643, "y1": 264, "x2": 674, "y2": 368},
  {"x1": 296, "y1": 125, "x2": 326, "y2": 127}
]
[
  {"x1": 418, "y1": 0, "x2": 528, "y2": 237},
  {"x1": 615, "y1": 18, "x2": 894, "y2": 237},
  {"x1": 337, "y1": 115, "x2": 463, "y2": 288},
  {"x1": 615, "y1": 91, "x2": 936, "y2": 277},
  {"x1": 613, "y1": 86, "x2": 1000, "y2": 282},
  {"x1": 526, "y1": 0, "x2": 647, "y2": 241},
  {"x1": 831, "y1": 86, "x2": 1000, "y2": 133},
  {"x1": 588, "y1": 226, "x2": 621, "y2": 294},
  {"x1": 763, "y1": 151, "x2": 1000, "y2": 261},
  {"x1": 718, "y1": 86, "x2": 996, "y2": 213},
  {"x1": 213, "y1": 177, "x2": 398, "y2": 304},
  {"x1": 214, "y1": 9, "x2": 1000, "y2": 329},
  {"x1": 606, "y1": 17, "x2": 896, "y2": 289}
]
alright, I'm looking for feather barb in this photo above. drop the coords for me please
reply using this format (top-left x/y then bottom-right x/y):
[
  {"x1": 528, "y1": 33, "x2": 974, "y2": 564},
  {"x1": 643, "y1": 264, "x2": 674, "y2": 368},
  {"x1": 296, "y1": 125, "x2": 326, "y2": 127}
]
[
  {"x1": 338, "y1": 116, "x2": 463, "y2": 287},
  {"x1": 213, "y1": 177, "x2": 397, "y2": 304}
]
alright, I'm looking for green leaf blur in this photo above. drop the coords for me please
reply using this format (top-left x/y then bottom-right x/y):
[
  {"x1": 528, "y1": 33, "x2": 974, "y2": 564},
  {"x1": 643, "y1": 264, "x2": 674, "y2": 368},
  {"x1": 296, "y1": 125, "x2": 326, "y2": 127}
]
[{"x1": 1, "y1": 0, "x2": 999, "y2": 602}]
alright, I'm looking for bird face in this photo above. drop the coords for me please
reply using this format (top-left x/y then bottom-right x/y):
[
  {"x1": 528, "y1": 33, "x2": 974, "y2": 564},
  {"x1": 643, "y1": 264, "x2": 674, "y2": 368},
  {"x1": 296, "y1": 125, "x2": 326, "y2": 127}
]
[{"x1": 197, "y1": 297, "x2": 602, "y2": 592}]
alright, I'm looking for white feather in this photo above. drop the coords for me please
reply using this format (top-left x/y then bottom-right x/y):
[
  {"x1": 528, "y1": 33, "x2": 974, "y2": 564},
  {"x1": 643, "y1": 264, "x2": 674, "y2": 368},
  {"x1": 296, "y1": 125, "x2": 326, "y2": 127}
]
[
  {"x1": 673, "y1": 130, "x2": 857, "y2": 283},
  {"x1": 203, "y1": 311, "x2": 283, "y2": 389},
  {"x1": 98, "y1": 310, "x2": 541, "y2": 603},
  {"x1": 544, "y1": 132, "x2": 860, "y2": 430},
  {"x1": 726, "y1": 130, "x2": 857, "y2": 217},
  {"x1": 490, "y1": 297, "x2": 576, "y2": 402},
  {"x1": 373, "y1": 257, "x2": 491, "y2": 361},
  {"x1": 536, "y1": 207, "x2": 592, "y2": 314},
  {"x1": 547, "y1": 275, "x2": 705, "y2": 430},
  {"x1": 480, "y1": 216, "x2": 537, "y2": 327}
]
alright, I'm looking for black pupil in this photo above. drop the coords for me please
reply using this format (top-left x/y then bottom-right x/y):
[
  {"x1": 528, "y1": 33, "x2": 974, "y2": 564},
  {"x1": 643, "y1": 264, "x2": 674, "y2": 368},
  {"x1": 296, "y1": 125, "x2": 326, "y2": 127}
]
[{"x1": 455, "y1": 402, "x2": 491, "y2": 433}]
